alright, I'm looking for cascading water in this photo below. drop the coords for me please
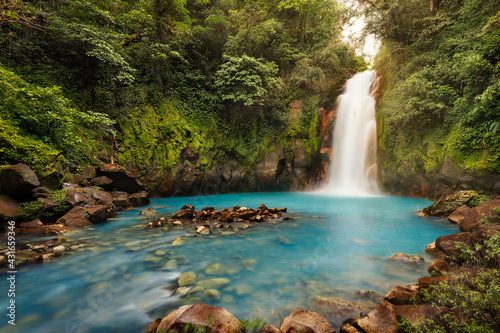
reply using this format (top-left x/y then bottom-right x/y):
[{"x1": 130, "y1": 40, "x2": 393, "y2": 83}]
[{"x1": 327, "y1": 70, "x2": 380, "y2": 196}]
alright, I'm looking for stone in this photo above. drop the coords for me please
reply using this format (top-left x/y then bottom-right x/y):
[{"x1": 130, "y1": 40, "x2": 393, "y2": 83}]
[
  {"x1": 388, "y1": 253, "x2": 425, "y2": 264},
  {"x1": 418, "y1": 275, "x2": 449, "y2": 289},
  {"x1": 32, "y1": 186, "x2": 50, "y2": 198},
  {"x1": 163, "y1": 259, "x2": 178, "y2": 271},
  {"x1": 196, "y1": 225, "x2": 210, "y2": 235},
  {"x1": 448, "y1": 204, "x2": 479, "y2": 224},
  {"x1": 140, "y1": 207, "x2": 158, "y2": 217},
  {"x1": 81, "y1": 166, "x2": 97, "y2": 180},
  {"x1": 128, "y1": 191, "x2": 150, "y2": 207},
  {"x1": 280, "y1": 307, "x2": 336, "y2": 333},
  {"x1": 37, "y1": 253, "x2": 56, "y2": 263},
  {"x1": 0, "y1": 163, "x2": 40, "y2": 201},
  {"x1": 144, "y1": 318, "x2": 162, "y2": 333},
  {"x1": 427, "y1": 259, "x2": 450, "y2": 276},
  {"x1": 384, "y1": 285, "x2": 420, "y2": 305},
  {"x1": 260, "y1": 325, "x2": 280, "y2": 333},
  {"x1": 181, "y1": 204, "x2": 195, "y2": 213},
  {"x1": 308, "y1": 296, "x2": 363, "y2": 318},
  {"x1": 258, "y1": 203, "x2": 269, "y2": 211},
  {"x1": 39, "y1": 171, "x2": 63, "y2": 190},
  {"x1": 234, "y1": 284, "x2": 251, "y2": 295},
  {"x1": 425, "y1": 241, "x2": 446, "y2": 258},
  {"x1": 111, "y1": 191, "x2": 129, "y2": 208},
  {"x1": 156, "y1": 302, "x2": 240, "y2": 333},
  {"x1": 278, "y1": 236, "x2": 293, "y2": 245},
  {"x1": 242, "y1": 259, "x2": 257, "y2": 267},
  {"x1": 0, "y1": 195, "x2": 19, "y2": 217},
  {"x1": 43, "y1": 224, "x2": 72, "y2": 235},
  {"x1": 52, "y1": 245, "x2": 66, "y2": 253},
  {"x1": 82, "y1": 187, "x2": 113, "y2": 205},
  {"x1": 394, "y1": 305, "x2": 446, "y2": 325},
  {"x1": 98, "y1": 164, "x2": 145, "y2": 193},
  {"x1": 339, "y1": 323, "x2": 362, "y2": 333},
  {"x1": 19, "y1": 219, "x2": 44, "y2": 228},
  {"x1": 435, "y1": 232, "x2": 473, "y2": 257},
  {"x1": 65, "y1": 188, "x2": 89, "y2": 206},
  {"x1": 196, "y1": 278, "x2": 231, "y2": 289},
  {"x1": 178, "y1": 272, "x2": 197, "y2": 287},
  {"x1": 174, "y1": 287, "x2": 190, "y2": 296},
  {"x1": 86, "y1": 205, "x2": 112, "y2": 224},
  {"x1": 91, "y1": 176, "x2": 114, "y2": 190},
  {"x1": 203, "y1": 289, "x2": 221, "y2": 300},
  {"x1": 423, "y1": 190, "x2": 478, "y2": 217},
  {"x1": 172, "y1": 237, "x2": 185, "y2": 246},
  {"x1": 57, "y1": 206, "x2": 92, "y2": 227},
  {"x1": 205, "y1": 263, "x2": 225, "y2": 275},
  {"x1": 356, "y1": 300, "x2": 397, "y2": 333}
]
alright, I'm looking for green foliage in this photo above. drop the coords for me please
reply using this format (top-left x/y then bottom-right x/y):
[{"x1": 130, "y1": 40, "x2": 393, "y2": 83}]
[
  {"x1": 16, "y1": 201, "x2": 45, "y2": 221},
  {"x1": 371, "y1": 0, "x2": 500, "y2": 176},
  {"x1": 467, "y1": 194, "x2": 492, "y2": 208},
  {"x1": 239, "y1": 318, "x2": 267, "y2": 333}
]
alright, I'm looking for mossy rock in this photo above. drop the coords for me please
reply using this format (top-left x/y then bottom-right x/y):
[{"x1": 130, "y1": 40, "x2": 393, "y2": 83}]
[{"x1": 423, "y1": 190, "x2": 479, "y2": 217}]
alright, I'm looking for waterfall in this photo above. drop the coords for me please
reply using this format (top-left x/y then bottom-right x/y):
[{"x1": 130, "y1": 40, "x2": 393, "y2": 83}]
[{"x1": 326, "y1": 70, "x2": 380, "y2": 196}]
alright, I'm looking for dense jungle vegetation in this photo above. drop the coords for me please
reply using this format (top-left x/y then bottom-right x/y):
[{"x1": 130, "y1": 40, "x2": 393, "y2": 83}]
[
  {"x1": 0, "y1": 0, "x2": 365, "y2": 179},
  {"x1": 364, "y1": 0, "x2": 500, "y2": 188}
]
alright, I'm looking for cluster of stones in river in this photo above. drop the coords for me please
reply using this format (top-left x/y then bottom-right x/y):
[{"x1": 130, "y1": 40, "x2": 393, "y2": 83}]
[{"x1": 145, "y1": 203, "x2": 288, "y2": 233}]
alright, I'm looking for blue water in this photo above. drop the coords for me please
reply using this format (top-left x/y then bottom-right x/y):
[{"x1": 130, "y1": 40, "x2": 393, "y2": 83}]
[{"x1": 0, "y1": 192, "x2": 457, "y2": 332}]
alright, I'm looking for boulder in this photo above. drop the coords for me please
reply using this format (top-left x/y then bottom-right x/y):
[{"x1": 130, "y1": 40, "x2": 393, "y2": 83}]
[
  {"x1": 196, "y1": 225, "x2": 210, "y2": 235},
  {"x1": 65, "y1": 188, "x2": 89, "y2": 206},
  {"x1": 196, "y1": 278, "x2": 230, "y2": 290},
  {"x1": 260, "y1": 325, "x2": 280, "y2": 333},
  {"x1": 384, "y1": 285, "x2": 420, "y2": 305},
  {"x1": 86, "y1": 205, "x2": 112, "y2": 224},
  {"x1": 435, "y1": 232, "x2": 473, "y2": 257},
  {"x1": 39, "y1": 171, "x2": 63, "y2": 190},
  {"x1": 339, "y1": 323, "x2": 362, "y2": 333},
  {"x1": 422, "y1": 190, "x2": 478, "y2": 216},
  {"x1": 98, "y1": 164, "x2": 145, "y2": 194},
  {"x1": 91, "y1": 176, "x2": 114, "y2": 190},
  {"x1": 57, "y1": 206, "x2": 91, "y2": 227},
  {"x1": 145, "y1": 318, "x2": 162, "y2": 333},
  {"x1": 394, "y1": 305, "x2": 445, "y2": 325},
  {"x1": 140, "y1": 207, "x2": 158, "y2": 217},
  {"x1": 427, "y1": 259, "x2": 451, "y2": 276},
  {"x1": 425, "y1": 242, "x2": 446, "y2": 258},
  {"x1": 81, "y1": 166, "x2": 97, "y2": 180},
  {"x1": 32, "y1": 186, "x2": 50, "y2": 198},
  {"x1": 280, "y1": 307, "x2": 336, "y2": 333},
  {"x1": 471, "y1": 196, "x2": 500, "y2": 225},
  {"x1": 82, "y1": 187, "x2": 113, "y2": 205},
  {"x1": 128, "y1": 191, "x2": 149, "y2": 207},
  {"x1": 356, "y1": 301, "x2": 397, "y2": 333},
  {"x1": 19, "y1": 219, "x2": 44, "y2": 228},
  {"x1": 448, "y1": 204, "x2": 479, "y2": 225},
  {"x1": 111, "y1": 191, "x2": 129, "y2": 208},
  {"x1": 0, "y1": 163, "x2": 40, "y2": 202},
  {"x1": 418, "y1": 275, "x2": 449, "y2": 289},
  {"x1": 0, "y1": 195, "x2": 18, "y2": 217},
  {"x1": 156, "y1": 302, "x2": 240, "y2": 333},
  {"x1": 388, "y1": 253, "x2": 425, "y2": 264},
  {"x1": 178, "y1": 271, "x2": 197, "y2": 287},
  {"x1": 308, "y1": 296, "x2": 363, "y2": 318}
]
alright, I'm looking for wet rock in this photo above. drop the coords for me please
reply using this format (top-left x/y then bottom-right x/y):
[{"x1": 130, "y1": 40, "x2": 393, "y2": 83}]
[
  {"x1": 425, "y1": 241, "x2": 447, "y2": 258},
  {"x1": 57, "y1": 206, "x2": 91, "y2": 227},
  {"x1": 145, "y1": 318, "x2": 162, "y2": 333},
  {"x1": 37, "y1": 253, "x2": 56, "y2": 263},
  {"x1": 427, "y1": 259, "x2": 451, "y2": 276},
  {"x1": 19, "y1": 219, "x2": 44, "y2": 228},
  {"x1": 174, "y1": 287, "x2": 190, "y2": 296},
  {"x1": 356, "y1": 300, "x2": 397, "y2": 333},
  {"x1": 242, "y1": 259, "x2": 257, "y2": 267},
  {"x1": 435, "y1": 232, "x2": 473, "y2": 257},
  {"x1": 308, "y1": 296, "x2": 363, "y2": 318},
  {"x1": 98, "y1": 164, "x2": 145, "y2": 194},
  {"x1": 172, "y1": 237, "x2": 185, "y2": 246},
  {"x1": 140, "y1": 207, "x2": 158, "y2": 217},
  {"x1": 111, "y1": 191, "x2": 129, "y2": 208},
  {"x1": 196, "y1": 278, "x2": 230, "y2": 289},
  {"x1": 280, "y1": 307, "x2": 336, "y2": 333},
  {"x1": 178, "y1": 272, "x2": 197, "y2": 287},
  {"x1": 196, "y1": 225, "x2": 210, "y2": 235},
  {"x1": 164, "y1": 259, "x2": 178, "y2": 271},
  {"x1": 384, "y1": 285, "x2": 420, "y2": 305},
  {"x1": 448, "y1": 204, "x2": 479, "y2": 225},
  {"x1": 339, "y1": 323, "x2": 362, "y2": 333},
  {"x1": 86, "y1": 205, "x2": 113, "y2": 224},
  {"x1": 235, "y1": 284, "x2": 251, "y2": 295},
  {"x1": 91, "y1": 176, "x2": 114, "y2": 190},
  {"x1": 0, "y1": 163, "x2": 39, "y2": 202},
  {"x1": 52, "y1": 245, "x2": 66, "y2": 253},
  {"x1": 205, "y1": 263, "x2": 225, "y2": 275},
  {"x1": 278, "y1": 236, "x2": 293, "y2": 245},
  {"x1": 43, "y1": 224, "x2": 72, "y2": 235},
  {"x1": 203, "y1": 289, "x2": 221, "y2": 300},
  {"x1": 388, "y1": 253, "x2": 425, "y2": 264},
  {"x1": 128, "y1": 191, "x2": 150, "y2": 207},
  {"x1": 155, "y1": 302, "x2": 240, "y2": 333},
  {"x1": 0, "y1": 195, "x2": 19, "y2": 217}
]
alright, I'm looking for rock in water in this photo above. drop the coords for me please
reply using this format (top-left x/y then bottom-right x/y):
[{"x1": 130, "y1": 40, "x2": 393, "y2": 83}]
[
  {"x1": 172, "y1": 237, "x2": 185, "y2": 246},
  {"x1": 98, "y1": 164, "x2": 145, "y2": 194},
  {"x1": 196, "y1": 225, "x2": 210, "y2": 235},
  {"x1": 280, "y1": 308, "x2": 336, "y2": 333},
  {"x1": 356, "y1": 301, "x2": 398, "y2": 333},
  {"x1": 140, "y1": 207, "x2": 158, "y2": 217},
  {"x1": 57, "y1": 207, "x2": 92, "y2": 227},
  {"x1": 388, "y1": 253, "x2": 425, "y2": 264},
  {"x1": 0, "y1": 163, "x2": 40, "y2": 202},
  {"x1": 155, "y1": 302, "x2": 240, "y2": 333},
  {"x1": 177, "y1": 272, "x2": 196, "y2": 287}
]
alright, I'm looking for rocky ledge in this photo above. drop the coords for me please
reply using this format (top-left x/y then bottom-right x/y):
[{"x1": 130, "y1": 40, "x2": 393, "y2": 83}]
[
  {"x1": 0, "y1": 162, "x2": 150, "y2": 269},
  {"x1": 145, "y1": 204, "x2": 288, "y2": 234}
]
